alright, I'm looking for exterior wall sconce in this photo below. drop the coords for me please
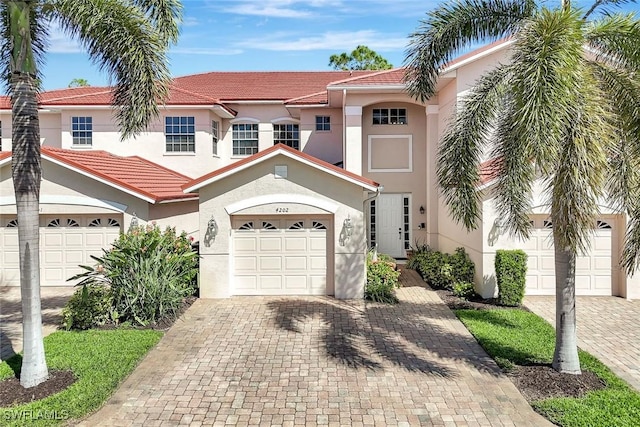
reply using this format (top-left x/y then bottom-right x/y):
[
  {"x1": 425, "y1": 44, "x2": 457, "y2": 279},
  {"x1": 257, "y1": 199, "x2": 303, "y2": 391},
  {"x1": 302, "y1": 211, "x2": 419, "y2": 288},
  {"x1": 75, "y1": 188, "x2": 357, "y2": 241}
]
[
  {"x1": 419, "y1": 206, "x2": 425, "y2": 214},
  {"x1": 129, "y1": 212, "x2": 139, "y2": 231},
  {"x1": 204, "y1": 215, "x2": 218, "y2": 247},
  {"x1": 339, "y1": 216, "x2": 354, "y2": 246}
]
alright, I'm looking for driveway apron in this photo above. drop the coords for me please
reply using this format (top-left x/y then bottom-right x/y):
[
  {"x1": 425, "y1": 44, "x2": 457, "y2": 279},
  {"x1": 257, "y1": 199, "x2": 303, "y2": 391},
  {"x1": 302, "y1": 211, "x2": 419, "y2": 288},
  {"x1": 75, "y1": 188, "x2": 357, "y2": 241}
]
[
  {"x1": 80, "y1": 270, "x2": 549, "y2": 426},
  {"x1": 526, "y1": 295, "x2": 640, "y2": 392}
]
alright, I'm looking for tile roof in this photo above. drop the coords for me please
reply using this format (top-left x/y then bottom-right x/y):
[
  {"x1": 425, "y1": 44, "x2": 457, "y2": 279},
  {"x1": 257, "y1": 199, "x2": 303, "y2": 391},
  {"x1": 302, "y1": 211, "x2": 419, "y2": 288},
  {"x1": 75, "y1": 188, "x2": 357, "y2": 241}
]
[
  {"x1": 184, "y1": 143, "x2": 380, "y2": 192},
  {"x1": 479, "y1": 157, "x2": 502, "y2": 186},
  {"x1": 328, "y1": 68, "x2": 406, "y2": 87},
  {"x1": 2, "y1": 147, "x2": 195, "y2": 203}
]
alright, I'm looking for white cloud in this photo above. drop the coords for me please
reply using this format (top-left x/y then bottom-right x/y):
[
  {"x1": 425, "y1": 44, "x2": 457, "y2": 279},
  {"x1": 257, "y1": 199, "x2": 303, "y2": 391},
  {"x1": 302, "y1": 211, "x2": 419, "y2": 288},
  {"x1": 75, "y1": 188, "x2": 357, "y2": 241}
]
[
  {"x1": 235, "y1": 30, "x2": 406, "y2": 51},
  {"x1": 48, "y1": 25, "x2": 83, "y2": 54}
]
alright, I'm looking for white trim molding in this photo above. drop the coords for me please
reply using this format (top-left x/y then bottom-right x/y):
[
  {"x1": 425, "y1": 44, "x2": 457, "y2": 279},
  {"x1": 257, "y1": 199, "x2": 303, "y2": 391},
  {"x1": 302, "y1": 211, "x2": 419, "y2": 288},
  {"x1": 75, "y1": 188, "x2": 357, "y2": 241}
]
[
  {"x1": 271, "y1": 117, "x2": 300, "y2": 124},
  {"x1": 230, "y1": 116, "x2": 260, "y2": 124},
  {"x1": 225, "y1": 194, "x2": 339, "y2": 215},
  {"x1": 344, "y1": 106, "x2": 363, "y2": 116},
  {"x1": 367, "y1": 135, "x2": 413, "y2": 173}
]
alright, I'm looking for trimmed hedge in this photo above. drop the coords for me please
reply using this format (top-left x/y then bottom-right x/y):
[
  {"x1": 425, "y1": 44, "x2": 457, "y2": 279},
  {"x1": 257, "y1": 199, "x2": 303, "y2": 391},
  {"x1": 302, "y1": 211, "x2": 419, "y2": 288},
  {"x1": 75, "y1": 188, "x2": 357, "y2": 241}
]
[
  {"x1": 409, "y1": 246, "x2": 475, "y2": 290},
  {"x1": 495, "y1": 249, "x2": 528, "y2": 306},
  {"x1": 366, "y1": 251, "x2": 400, "y2": 303}
]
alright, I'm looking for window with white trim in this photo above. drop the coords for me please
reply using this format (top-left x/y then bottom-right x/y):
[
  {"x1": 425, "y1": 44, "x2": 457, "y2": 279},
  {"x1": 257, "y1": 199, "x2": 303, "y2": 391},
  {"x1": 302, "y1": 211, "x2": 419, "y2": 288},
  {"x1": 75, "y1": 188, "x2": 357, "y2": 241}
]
[
  {"x1": 212, "y1": 120, "x2": 219, "y2": 155},
  {"x1": 232, "y1": 123, "x2": 259, "y2": 156},
  {"x1": 315, "y1": 116, "x2": 330, "y2": 131},
  {"x1": 372, "y1": 108, "x2": 407, "y2": 125},
  {"x1": 72, "y1": 116, "x2": 92, "y2": 145},
  {"x1": 165, "y1": 116, "x2": 195, "y2": 152},
  {"x1": 273, "y1": 123, "x2": 299, "y2": 150}
]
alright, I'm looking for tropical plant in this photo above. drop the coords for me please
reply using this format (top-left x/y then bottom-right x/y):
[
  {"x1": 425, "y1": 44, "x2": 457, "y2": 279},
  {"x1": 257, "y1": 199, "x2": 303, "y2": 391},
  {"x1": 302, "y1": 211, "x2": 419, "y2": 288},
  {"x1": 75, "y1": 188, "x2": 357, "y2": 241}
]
[
  {"x1": 2, "y1": 0, "x2": 181, "y2": 387},
  {"x1": 69, "y1": 224, "x2": 198, "y2": 327},
  {"x1": 329, "y1": 45, "x2": 393, "y2": 70},
  {"x1": 405, "y1": 0, "x2": 640, "y2": 374}
]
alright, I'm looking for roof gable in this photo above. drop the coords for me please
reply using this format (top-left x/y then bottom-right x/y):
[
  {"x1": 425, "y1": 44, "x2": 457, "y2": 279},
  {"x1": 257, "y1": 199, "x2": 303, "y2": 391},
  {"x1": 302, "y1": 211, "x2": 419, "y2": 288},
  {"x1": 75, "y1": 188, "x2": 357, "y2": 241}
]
[
  {"x1": 1, "y1": 148, "x2": 195, "y2": 203},
  {"x1": 184, "y1": 144, "x2": 379, "y2": 193}
]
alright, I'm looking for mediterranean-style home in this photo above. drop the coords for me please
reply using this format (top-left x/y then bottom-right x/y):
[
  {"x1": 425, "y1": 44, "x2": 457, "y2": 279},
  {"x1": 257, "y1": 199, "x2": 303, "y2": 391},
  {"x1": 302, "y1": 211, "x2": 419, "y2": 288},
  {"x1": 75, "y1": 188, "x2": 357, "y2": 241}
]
[{"x1": 1, "y1": 39, "x2": 638, "y2": 300}]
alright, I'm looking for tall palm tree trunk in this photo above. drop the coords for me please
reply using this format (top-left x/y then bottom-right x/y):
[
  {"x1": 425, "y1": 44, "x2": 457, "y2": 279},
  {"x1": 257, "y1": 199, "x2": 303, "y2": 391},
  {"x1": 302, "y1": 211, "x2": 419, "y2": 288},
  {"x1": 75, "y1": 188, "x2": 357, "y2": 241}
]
[
  {"x1": 9, "y1": 0, "x2": 48, "y2": 388},
  {"x1": 552, "y1": 237, "x2": 581, "y2": 374}
]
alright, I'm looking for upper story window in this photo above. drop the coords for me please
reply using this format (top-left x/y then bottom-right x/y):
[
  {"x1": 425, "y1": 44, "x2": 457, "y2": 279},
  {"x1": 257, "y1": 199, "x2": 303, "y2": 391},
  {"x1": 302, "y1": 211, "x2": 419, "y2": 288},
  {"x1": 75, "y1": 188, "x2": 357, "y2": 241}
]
[
  {"x1": 165, "y1": 116, "x2": 195, "y2": 153},
  {"x1": 72, "y1": 116, "x2": 93, "y2": 145},
  {"x1": 273, "y1": 124, "x2": 300, "y2": 150},
  {"x1": 212, "y1": 120, "x2": 219, "y2": 156},
  {"x1": 372, "y1": 108, "x2": 407, "y2": 125},
  {"x1": 315, "y1": 116, "x2": 330, "y2": 131},
  {"x1": 232, "y1": 123, "x2": 259, "y2": 156}
]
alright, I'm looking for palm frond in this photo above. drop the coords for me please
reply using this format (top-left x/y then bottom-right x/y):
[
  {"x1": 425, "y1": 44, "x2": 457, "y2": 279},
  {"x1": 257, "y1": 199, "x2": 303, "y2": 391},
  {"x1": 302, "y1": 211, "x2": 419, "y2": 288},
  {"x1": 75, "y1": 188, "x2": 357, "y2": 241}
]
[
  {"x1": 131, "y1": 0, "x2": 182, "y2": 44},
  {"x1": 590, "y1": 61, "x2": 640, "y2": 212},
  {"x1": 437, "y1": 65, "x2": 510, "y2": 230},
  {"x1": 404, "y1": 0, "x2": 536, "y2": 101},
  {"x1": 490, "y1": 96, "x2": 536, "y2": 239},
  {"x1": 551, "y1": 66, "x2": 613, "y2": 254},
  {"x1": 47, "y1": 0, "x2": 172, "y2": 138},
  {"x1": 622, "y1": 205, "x2": 640, "y2": 274},
  {"x1": 585, "y1": 13, "x2": 640, "y2": 70}
]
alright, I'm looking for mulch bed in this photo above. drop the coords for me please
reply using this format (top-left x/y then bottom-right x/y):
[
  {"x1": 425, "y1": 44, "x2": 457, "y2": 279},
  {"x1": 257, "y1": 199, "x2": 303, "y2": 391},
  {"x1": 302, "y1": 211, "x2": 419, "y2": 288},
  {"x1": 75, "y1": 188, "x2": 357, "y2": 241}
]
[
  {"x1": 0, "y1": 295, "x2": 197, "y2": 408},
  {"x1": 0, "y1": 370, "x2": 76, "y2": 407},
  {"x1": 411, "y1": 272, "x2": 607, "y2": 402}
]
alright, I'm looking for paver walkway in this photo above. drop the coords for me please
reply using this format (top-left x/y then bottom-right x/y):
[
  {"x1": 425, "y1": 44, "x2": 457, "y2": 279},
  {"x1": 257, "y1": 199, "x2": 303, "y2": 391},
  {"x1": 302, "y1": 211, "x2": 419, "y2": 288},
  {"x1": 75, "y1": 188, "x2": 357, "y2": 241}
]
[
  {"x1": 80, "y1": 269, "x2": 549, "y2": 426},
  {"x1": 525, "y1": 295, "x2": 640, "y2": 391},
  {"x1": 0, "y1": 286, "x2": 74, "y2": 361}
]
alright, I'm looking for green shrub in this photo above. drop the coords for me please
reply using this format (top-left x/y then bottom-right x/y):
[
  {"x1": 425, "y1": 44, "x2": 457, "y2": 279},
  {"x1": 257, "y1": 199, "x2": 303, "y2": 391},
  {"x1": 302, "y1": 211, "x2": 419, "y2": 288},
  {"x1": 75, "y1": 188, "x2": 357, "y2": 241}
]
[
  {"x1": 452, "y1": 281, "x2": 477, "y2": 300},
  {"x1": 495, "y1": 249, "x2": 528, "y2": 306},
  {"x1": 61, "y1": 284, "x2": 115, "y2": 330},
  {"x1": 366, "y1": 259, "x2": 400, "y2": 303},
  {"x1": 69, "y1": 224, "x2": 198, "y2": 327},
  {"x1": 406, "y1": 240, "x2": 430, "y2": 270},
  {"x1": 450, "y1": 247, "x2": 475, "y2": 283},
  {"x1": 411, "y1": 247, "x2": 476, "y2": 290}
]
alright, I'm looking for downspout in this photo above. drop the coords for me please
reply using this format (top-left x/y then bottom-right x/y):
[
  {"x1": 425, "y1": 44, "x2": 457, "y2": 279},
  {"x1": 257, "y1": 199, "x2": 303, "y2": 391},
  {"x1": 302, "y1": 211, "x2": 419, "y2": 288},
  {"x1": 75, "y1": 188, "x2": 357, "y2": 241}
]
[{"x1": 342, "y1": 89, "x2": 347, "y2": 168}]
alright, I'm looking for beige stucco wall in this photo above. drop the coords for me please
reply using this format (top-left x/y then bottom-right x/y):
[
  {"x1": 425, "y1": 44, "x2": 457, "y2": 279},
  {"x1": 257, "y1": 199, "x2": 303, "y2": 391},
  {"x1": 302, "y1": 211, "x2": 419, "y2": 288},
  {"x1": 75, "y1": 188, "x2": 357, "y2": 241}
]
[
  {"x1": 196, "y1": 154, "x2": 369, "y2": 299},
  {"x1": 299, "y1": 107, "x2": 343, "y2": 165}
]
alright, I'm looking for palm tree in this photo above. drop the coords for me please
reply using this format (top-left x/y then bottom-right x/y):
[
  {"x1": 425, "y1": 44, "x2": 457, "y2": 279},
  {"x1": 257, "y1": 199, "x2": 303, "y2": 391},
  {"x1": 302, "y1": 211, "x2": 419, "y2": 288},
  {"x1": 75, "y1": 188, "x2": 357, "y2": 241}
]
[
  {"x1": 2, "y1": 0, "x2": 181, "y2": 388},
  {"x1": 405, "y1": 0, "x2": 640, "y2": 374}
]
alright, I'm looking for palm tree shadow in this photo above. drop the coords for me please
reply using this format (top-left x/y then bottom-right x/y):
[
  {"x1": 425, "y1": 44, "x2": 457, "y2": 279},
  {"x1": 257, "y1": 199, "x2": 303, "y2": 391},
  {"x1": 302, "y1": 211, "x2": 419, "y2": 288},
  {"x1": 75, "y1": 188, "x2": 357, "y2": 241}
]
[{"x1": 267, "y1": 297, "x2": 454, "y2": 376}]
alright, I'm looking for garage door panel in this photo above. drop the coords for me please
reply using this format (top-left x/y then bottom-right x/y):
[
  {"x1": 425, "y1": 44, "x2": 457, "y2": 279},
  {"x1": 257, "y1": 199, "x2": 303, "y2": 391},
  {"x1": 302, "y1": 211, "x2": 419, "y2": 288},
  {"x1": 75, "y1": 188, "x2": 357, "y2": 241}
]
[
  {"x1": 285, "y1": 276, "x2": 308, "y2": 290},
  {"x1": 44, "y1": 251, "x2": 63, "y2": 263},
  {"x1": 235, "y1": 236, "x2": 257, "y2": 252},
  {"x1": 85, "y1": 233, "x2": 106, "y2": 247},
  {"x1": 285, "y1": 256, "x2": 307, "y2": 270},
  {"x1": 259, "y1": 276, "x2": 283, "y2": 290},
  {"x1": 232, "y1": 217, "x2": 328, "y2": 296},
  {"x1": 260, "y1": 256, "x2": 282, "y2": 270},
  {"x1": 235, "y1": 256, "x2": 258, "y2": 272},
  {"x1": 259, "y1": 237, "x2": 282, "y2": 252},
  {"x1": 65, "y1": 251, "x2": 84, "y2": 264},
  {"x1": 3, "y1": 232, "x2": 18, "y2": 246},
  {"x1": 525, "y1": 217, "x2": 613, "y2": 296},
  {"x1": 43, "y1": 233, "x2": 63, "y2": 246},
  {"x1": 65, "y1": 233, "x2": 84, "y2": 247},
  {"x1": 43, "y1": 268, "x2": 63, "y2": 282},
  {"x1": 285, "y1": 237, "x2": 307, "y2": 251}
]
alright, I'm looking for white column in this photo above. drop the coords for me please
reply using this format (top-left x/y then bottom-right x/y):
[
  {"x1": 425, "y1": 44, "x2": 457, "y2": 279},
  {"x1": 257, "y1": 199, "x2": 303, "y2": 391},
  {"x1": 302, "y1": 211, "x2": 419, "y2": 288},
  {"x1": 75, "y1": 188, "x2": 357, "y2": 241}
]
[
  {"x1": 344, "y1": 106, "x2": 363, "y2": 175},
  {"x1": 426, "y1": 105, "x2": 439, "y2": 247}
]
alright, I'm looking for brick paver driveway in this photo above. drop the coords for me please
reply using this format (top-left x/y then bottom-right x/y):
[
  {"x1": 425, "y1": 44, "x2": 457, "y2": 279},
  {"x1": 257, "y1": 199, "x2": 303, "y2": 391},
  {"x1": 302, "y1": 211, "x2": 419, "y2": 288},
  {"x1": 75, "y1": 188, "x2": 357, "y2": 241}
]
[
  {"x1": 526, "y1": 295, "x2": 640, "y2": 392},
  {"x1": 82, "y1": 270, "x2": 549, "y2": 426}
]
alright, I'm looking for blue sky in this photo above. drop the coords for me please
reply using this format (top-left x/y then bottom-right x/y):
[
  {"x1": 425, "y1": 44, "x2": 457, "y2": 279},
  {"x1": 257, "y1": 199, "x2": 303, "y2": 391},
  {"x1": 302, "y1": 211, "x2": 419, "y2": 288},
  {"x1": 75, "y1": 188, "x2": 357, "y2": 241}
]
[{"x1": 41, "y1": 0, "x2": 638, "y2": 90}]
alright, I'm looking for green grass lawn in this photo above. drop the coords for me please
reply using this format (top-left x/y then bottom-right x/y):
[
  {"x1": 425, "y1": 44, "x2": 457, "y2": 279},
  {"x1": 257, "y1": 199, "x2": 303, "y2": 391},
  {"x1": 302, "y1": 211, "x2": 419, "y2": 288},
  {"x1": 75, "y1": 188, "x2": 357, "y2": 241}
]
[
  {"x1": 456, "y1": 309, "x2": 640, "y2": 427},
  {"x1": 0, "y1": 329, "x2": 162, "y2": 426}
]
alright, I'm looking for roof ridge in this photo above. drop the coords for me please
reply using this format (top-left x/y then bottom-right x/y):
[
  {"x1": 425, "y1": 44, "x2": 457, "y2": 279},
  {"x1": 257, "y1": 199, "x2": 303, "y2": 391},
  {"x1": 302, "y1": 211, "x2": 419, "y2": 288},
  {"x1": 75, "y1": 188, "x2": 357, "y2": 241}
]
[
  {"x1": 40, "y1": 87, "x2": 113, "y2": 103},
  {"x1": 284, "y1": 90, "x2": 327, "y2": 104},
  {"x1": 168, "y1": 84, "x2": 220, "y2": 104},
  {"x1": 327, "y1": 68, "x2": 402, "y2": 86}
]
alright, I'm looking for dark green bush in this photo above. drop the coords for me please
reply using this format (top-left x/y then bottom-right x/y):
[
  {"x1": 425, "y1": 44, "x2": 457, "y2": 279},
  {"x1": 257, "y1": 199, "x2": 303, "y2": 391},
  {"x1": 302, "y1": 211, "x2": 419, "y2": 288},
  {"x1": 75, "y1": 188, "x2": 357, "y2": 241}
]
[
  {"x1": 410, "y1": 247, "x2": 476, "y2": 290},
  {"x1": 452, "y1": 281, "x2": 477, "y2": 300},
  {"x1": 61, "y1": 284, "x2": 114, "y2": 330},
  {"x1": 495, "y1": 249, "x2": 528, "y2": 306},
  {"x1": 68, "y1": 224, "x2": 198, "y2": 327},
  {"x1": 366, "y1": 257, "x2": 400, "y2": 303}
]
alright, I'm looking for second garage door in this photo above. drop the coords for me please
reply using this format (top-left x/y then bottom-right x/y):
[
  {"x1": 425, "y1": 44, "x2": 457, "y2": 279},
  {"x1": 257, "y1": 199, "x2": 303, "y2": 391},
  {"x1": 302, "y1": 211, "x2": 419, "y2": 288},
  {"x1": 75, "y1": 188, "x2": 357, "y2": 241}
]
[
  {"x1": 525, "y1": 216, "x2": 613, "y2": 296},
  {"x1": 232, "y1": 217, "x2": 329, "y2": 295}
]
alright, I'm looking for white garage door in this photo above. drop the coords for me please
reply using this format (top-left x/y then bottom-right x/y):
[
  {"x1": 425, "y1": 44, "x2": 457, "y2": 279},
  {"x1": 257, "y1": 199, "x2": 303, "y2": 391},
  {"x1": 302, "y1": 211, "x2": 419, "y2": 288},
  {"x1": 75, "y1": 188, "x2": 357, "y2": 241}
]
[
  {"x1": 232, "y1": 217, "x2": 328, "y2": 295},
  {"x1": 525, "y1": 216, "x2": 613, "y2": 296},
  {"x1": 0, "y1": 214, "x2": 122, "y2": 286}
]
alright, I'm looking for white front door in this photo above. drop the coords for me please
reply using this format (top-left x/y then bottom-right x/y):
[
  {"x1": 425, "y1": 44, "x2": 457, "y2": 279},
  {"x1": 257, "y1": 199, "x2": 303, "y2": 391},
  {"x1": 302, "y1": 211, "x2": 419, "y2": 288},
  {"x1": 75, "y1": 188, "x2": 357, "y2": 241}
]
[{"x1": 376, "y1": 194, "x2": 404, "y2": 258}]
